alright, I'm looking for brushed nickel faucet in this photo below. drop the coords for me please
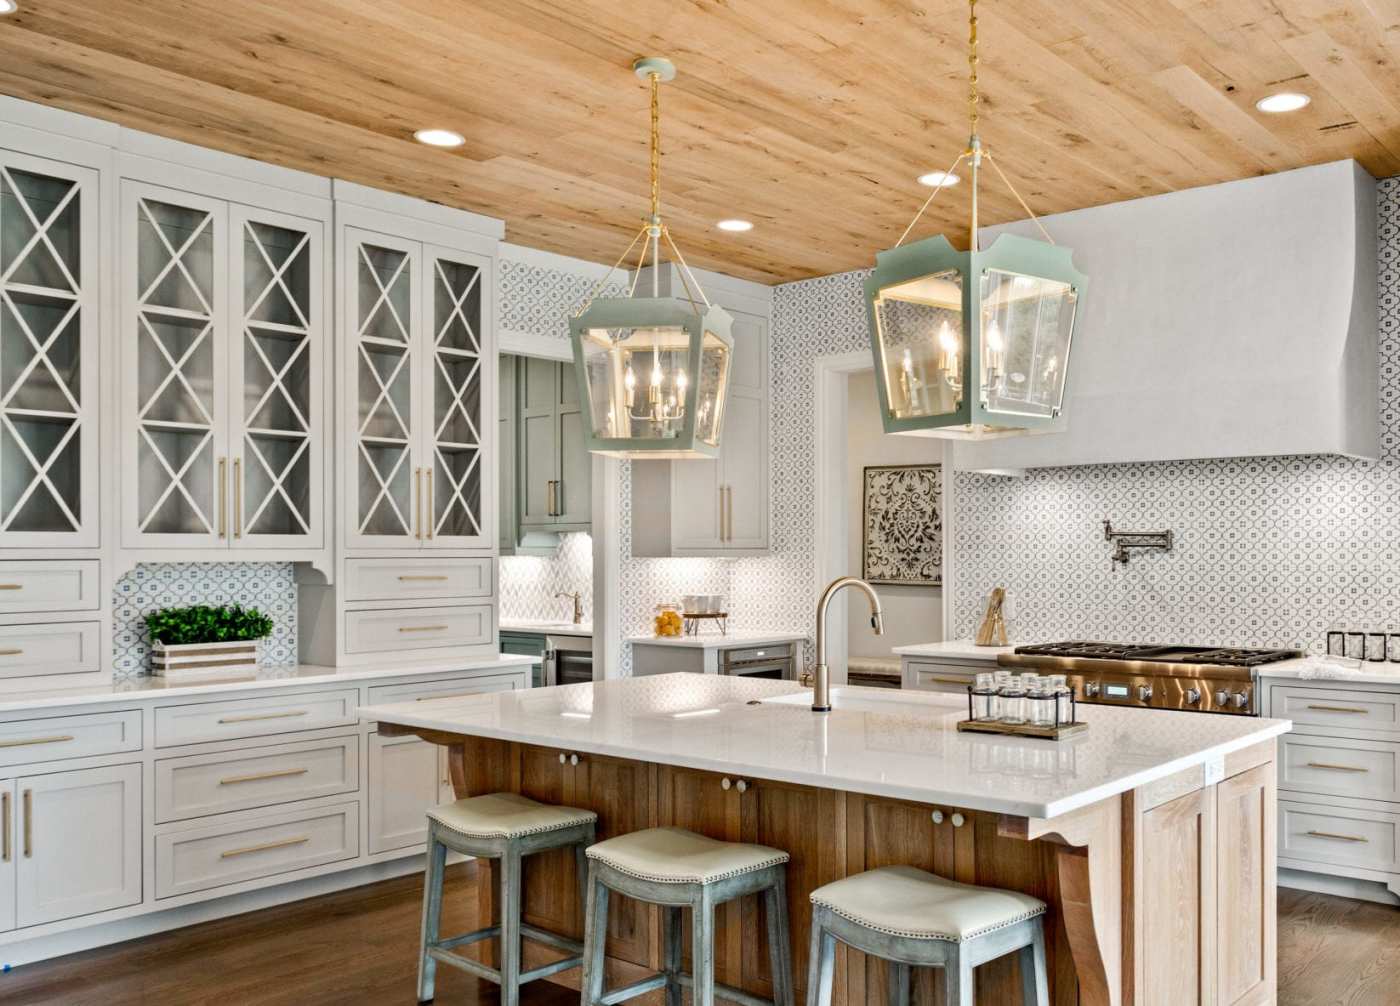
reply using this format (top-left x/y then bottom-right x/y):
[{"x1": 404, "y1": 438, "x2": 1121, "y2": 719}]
[
  {"x1": 810, "y1": 576, "x2": 884, "y2": 712},
  {"x1": 556, "y1": 591, "x2": 584, "y2": 625}
]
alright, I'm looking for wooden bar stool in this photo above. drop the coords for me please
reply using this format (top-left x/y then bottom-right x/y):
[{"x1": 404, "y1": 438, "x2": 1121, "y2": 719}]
[
  {"x1": 806, "y1": 865, "x2": 1048, "y2": 1006},
  {"x1": 416, "y1": 792, "x2": 597, "y2": 1005},
  {"x1": 580, "y1": 826, "x2": 795, "y2": 1006}
]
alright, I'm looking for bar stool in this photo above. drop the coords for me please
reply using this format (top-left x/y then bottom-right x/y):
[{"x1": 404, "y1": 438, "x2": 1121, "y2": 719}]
[
  {"x1": 416, "y1": 792, "x2": 597, "y2": 1005},
  {"x1": 581, "y1": 826, "x2": 795, "y2": 1006},
  {"x1": 806, "y1": 865, "x2": 1048, "y2": 1006}
]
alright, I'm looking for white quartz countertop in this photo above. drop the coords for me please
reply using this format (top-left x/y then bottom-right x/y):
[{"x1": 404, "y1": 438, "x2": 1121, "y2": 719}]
[
  {"x1": 501, "y1": 620, "x2": 593, "y2": 638},
  {"x1": 1256, "y1": 657, "x2": 1400, "y2": 687},
  {"x1": 892, "y1": 640, "x2": 1017, "y2": 660},
  {"x1": 0, "y1": 654, "x2": 534, "y2": 715},
  {"x1": 627, "y1": 632, "x2": 807, "y2": 650},
  {"x1": 358, "y1": 673, "x2": 1290, "y2": 820}
]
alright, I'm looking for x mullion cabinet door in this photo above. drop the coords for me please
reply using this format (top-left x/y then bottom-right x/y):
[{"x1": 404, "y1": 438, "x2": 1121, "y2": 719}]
[
  {"x1": 343, "y1": 227, "x2": 422, "y2": 551},
  {"x1": 0, "y1": 150, "x2": 101, "y2": 548},
  {"x1": 121, "y1": 180, "x2": 230, "y2": 549},
  {"x1": 228, "y1": 204, "x2": 325, "y2": 549},
  {"x1": 421, "y1": 244, "x2": 492, "y2": 549}
]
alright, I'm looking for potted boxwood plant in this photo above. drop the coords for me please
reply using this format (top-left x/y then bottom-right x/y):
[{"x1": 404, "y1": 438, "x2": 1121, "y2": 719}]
[{"x1": 145, "y1": 604, "x2": 274, "y2": 679}]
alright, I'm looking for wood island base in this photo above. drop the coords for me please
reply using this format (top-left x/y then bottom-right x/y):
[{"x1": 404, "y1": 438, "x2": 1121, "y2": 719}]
[{"x1": 380, "y1": 725, "x2": 1277, "y2": 1006}]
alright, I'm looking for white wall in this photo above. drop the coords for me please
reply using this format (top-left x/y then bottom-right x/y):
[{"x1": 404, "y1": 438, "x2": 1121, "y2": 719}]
[{"x1": 844, "y1": 371, "x2": 945, "y2": 655}]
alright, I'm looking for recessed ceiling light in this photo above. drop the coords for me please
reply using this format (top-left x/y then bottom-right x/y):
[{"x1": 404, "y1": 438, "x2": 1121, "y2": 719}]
[
  {"x1": 1255, "y1": 92, "x2": 1310, "y2": 114},
  {"x1": 717, "y1": 219, "x2": 753, "y2": 232},
  {"x1": 918, "y1": 170, "x2": 961, "y2": 188},
  {"x1": 0, "y1": 1, "x2": 17, "y2": 14},
  {"x1": 413, "y1": 128, "x2": 465, "y2": 148}
]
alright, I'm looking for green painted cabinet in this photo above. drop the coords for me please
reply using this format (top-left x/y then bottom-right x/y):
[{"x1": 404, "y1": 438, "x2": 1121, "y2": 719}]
[{"x1": 517, "y1": 356, "x2": 591, "y2": 532}]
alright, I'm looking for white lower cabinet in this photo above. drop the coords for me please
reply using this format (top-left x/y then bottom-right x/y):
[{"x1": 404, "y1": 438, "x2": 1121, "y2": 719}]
[
  {"x1": 0, "y1": 780, "x2": 13, "y2": 933},
  {"x1": 13, "y1": 763, "x2": 142, "y2": 928},
  {"x1": 367, "y1": 732, "x2": 451, "y2": 854}
]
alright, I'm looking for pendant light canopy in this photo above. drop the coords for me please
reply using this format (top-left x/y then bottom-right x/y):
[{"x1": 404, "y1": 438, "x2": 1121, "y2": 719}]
[
  {"x1": 866, "y1": 0, "x2": 1087, "y2": 440},
  {"x1": 570, "y1": 57, "x2": 734, "y2": 459}
]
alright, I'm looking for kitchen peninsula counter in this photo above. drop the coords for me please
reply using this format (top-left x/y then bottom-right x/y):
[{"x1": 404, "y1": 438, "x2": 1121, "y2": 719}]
[{"x1": 362, "y1": 675, "x2": 1290, "y2": 1006}]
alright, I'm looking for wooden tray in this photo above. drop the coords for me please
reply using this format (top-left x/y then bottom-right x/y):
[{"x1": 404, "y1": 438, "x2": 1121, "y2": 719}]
[{"x1": 956, "y1": 719, "x2": 1089, "y2": 741}]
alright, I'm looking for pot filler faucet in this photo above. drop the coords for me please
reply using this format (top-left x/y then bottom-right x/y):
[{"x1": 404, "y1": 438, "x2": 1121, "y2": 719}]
[{"x1": 811, "y1": 576, "x2": 884, "y2": 712}]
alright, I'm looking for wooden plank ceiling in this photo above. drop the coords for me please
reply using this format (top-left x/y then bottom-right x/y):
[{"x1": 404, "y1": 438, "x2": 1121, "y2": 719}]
[{"x1": 1, "y1": 1, "x2": 1397, "y2": 283}]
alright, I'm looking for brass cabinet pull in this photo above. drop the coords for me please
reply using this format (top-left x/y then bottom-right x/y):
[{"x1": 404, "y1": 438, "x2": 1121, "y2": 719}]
[
  {"x1": 415, "y1": 692, "x2": 476, "y2": 702},
  {"x1": 426, "y1": 467, "x2": 434, "y2": 538},
  {"x1": 1306, "y1": 830, "x2": 1368, "y2": 843},
  {"x1": 233, "y1": 457, "x2": 243, "y2": 538},
  {"x1": 2, "y1": 791, "x2": 10, "y2": 863},
  {"x1": 414, "y1": 468, "x2": 424, "y2": 540},
  {"x1": 220, "y1": 835, "x2": 309, "y2": 859},
  {"x1": 218, "y1": 457, "x2": 227, "y2": 538},
  {"x1": 0, "y1": 584, "x2": 21, "y2": 590},
  {"x1": 1305, "y1": 762, "x2": 1370, "y2": 773},
  {"x1": 22, "y1": 789, "x2": 31, "y2": 858},
  {"x1": 217, "y1": 710, "x2": 309, "y2": 724},
  {"x1": 0, "y1": 734, "x2": 73, "y2": 749},
  {"x1": 398, "y1": 575, "x2": 449, "y2": 582},
  {"x1": 399, "y1": 625, "x2": 448, "y2": 633},
  {"x1": 0, "y1": 649, "x2": 24, "y2": 657},
  {"x1": 1306, "y1": 704, "x2": 1368, "y2": 714},
  {"x1": 219, "y1": 767, "x2": 309, "y2": 786},
  {"x1": 921, "y1": 676, "x2": 973, "y2": 686},
  {"x1": 727, "y1": 485, "x2": 734, "y2": 542},
  {"x1": 547, "y1": 480, "x2": 558, "y2": 517}
]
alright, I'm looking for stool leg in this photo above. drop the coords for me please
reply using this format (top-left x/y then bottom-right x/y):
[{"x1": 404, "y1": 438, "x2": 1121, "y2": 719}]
[
  {"x1": 692, "y1": 890, "x2": 717, "y2": 1006},
  {"x1": 943, "y1": 947, "x2": 974, "y2": 1006},
  {"x1": 805, "y1": 917, "x2": 836, "y2": 1006},
  {"x1": 581, "y1": 864, "x2": 610, "y2": 1006},
  {"x1": 662, "y1": 906, "x2": 683, "y2": 1006},
  {"x1": 1018, "y1": 922, "x2": 1049, "y2": 1006},
  {"x1": 764, "y1": 874, "x2": 794, "y2": 1006},
  {"x1": 886, "y1": 962, "x2": 910, "y2": 1006},
  {"x1": 575, "y1": 841, "x2": 590, "y2": 939},
  {"x1": 417, "y1": 828, "x2": 447, "y2": 1003},
  {"x1": 499, "y1": 849, "x2": 522, "y2": 1006}
]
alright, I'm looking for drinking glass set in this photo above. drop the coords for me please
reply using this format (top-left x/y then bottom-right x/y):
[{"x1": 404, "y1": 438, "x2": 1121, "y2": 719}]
[
  {"x1": 1326, "y1": 626, "x2": 1400, "y2": 663},
  {"x1": 968, "y1": 671, "x2": 1076, "y2": 728}
]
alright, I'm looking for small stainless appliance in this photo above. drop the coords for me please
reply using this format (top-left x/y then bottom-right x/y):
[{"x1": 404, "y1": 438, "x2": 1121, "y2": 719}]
[
  {"x1": 721, "y1": 642, "x2": 796, "y2": 680},
  {"x1": 999, "y1": 641, "x2": 1302, "y2": 716},
  {"x1": 548, "y1": 634, "x2": 594, "y2": 685}
]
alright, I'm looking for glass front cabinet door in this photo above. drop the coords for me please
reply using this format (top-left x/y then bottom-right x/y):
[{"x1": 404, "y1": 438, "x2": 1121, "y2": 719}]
[
  {"x1": 0, "y1": 150, "x2": 100, "y2": 548},
  {"x1": 121, "y1": 180, "x2": 325, "y2": 551}
]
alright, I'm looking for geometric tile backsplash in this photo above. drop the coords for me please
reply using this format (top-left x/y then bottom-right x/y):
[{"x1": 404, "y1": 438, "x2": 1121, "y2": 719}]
[
  {"x1": 112, "y1": 562, "x2": 298, "y2": 677},
  {"x1": 500, "y1": 532, "x2": 595, "y2": 623}
]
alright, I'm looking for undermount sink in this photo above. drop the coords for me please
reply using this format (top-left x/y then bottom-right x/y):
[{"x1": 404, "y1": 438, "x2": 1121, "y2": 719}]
[{"x1": 763, "y1": 687, "x2": 956, "y2": 714}]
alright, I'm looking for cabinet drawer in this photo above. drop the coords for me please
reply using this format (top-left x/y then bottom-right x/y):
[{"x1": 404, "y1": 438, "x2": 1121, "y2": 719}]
[
  {"x1": 0, "y1": 709, "x2": 142, "y2": 768},
  {"x1": 365, "y1": 672, "x2": 522, "y2": 711},
  {"x1": 904, "y1": 661, "x2": 981, "y2": 693},
  {"x1": 344, "y1": 605, "x2": 492, "y2": 654},
  {"x1": 0, "y1": 621, "x2": 101, "y2": 681},
  {"x1": 723, "y1": 643, "x2": 793, "y2": 664},
  {"x1": 1279, "y1": 799, "x2": 1399, "y2": 873},
  {"x1": 343, "y1": 558, "x2": 492, "y2": 602},
  {"x1": 1271, "y1": 685, "x2": 1400, "y2": 735},
  {"x1": 154, "y1": 689, "x2": 359, "y2": 747},
  {"x1": 155, "y1": 735, "x2": 360, "y2": 823},
  {"x1": 0, "y1": 561, "x2": 99, "y2": 613},
  {"x1": 155, "y1": 800, "x2": 360, "y2": 899},
  {"x1": 1279, "y1": 734, "x2": 1400, "y2": 803}
]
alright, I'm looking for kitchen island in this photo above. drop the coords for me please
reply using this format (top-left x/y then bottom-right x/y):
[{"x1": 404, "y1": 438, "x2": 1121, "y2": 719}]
[{"x1": 360, "y1": 674, "x2": 1290, "y2": 1006}]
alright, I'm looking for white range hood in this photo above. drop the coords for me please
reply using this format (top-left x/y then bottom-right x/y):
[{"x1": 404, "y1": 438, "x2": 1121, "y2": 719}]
[{"x1": 953, "y1": 160, "x2": 1378, "y2": 472}]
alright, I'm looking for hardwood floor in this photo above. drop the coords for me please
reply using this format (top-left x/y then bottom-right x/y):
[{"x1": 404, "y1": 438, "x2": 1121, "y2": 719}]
[{"x1": 3, "y1": 868, "x2": 1396, "y2": 1005}]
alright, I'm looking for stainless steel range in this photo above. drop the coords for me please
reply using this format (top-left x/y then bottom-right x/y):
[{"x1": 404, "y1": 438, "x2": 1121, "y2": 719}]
[{"x1": 998, "y1": 641, "x2": 1303, "y2": 716}]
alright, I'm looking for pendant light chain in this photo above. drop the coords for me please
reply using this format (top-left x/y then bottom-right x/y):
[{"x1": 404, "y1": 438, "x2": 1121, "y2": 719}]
[
  {"x1": 649, "y1": 71, "x2": 661, "y2": 223},
  {"x1": 968, "y1": 0, "x2": 979, "y2": 141}
]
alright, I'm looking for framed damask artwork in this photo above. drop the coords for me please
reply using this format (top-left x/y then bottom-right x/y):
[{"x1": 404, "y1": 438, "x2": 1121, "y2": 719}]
[{"x1": 862, "y1": 464, "x2": 943, "y2": 586}]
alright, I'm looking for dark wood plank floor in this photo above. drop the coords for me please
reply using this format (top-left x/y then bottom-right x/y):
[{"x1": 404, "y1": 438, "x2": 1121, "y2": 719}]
[{"x1": 3, "y1": 868, "x2": 1397, "y2": 1004}]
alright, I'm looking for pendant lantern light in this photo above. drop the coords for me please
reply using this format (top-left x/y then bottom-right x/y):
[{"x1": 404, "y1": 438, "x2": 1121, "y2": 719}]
[
  {"x1": 866, "y1": 0, "x2": 1088, "y2": 439},
  {"x1": 569, "y1": 57, "x2": 734, "y2": 459}
]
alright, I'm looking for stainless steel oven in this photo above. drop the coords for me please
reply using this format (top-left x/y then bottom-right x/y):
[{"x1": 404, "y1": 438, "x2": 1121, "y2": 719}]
[{"x1": 721, "y1": 642, "x2": 796, "y2": 680}]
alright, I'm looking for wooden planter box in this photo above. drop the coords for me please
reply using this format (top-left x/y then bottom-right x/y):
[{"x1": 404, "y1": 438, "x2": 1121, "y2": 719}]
[{"x1": 151, "y1": 638, "x2": 264, "y2": 680}]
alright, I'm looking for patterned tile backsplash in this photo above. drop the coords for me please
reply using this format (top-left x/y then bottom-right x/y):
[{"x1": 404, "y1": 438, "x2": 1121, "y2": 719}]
[
  {"x1": 500, "y1": 532, "x2": 595, "y2": 623},
  {"x1": 113, "y1": 562, "x2": 298, "y2": 677}
]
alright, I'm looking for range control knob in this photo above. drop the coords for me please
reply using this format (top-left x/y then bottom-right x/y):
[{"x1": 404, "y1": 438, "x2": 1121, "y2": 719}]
[
  {"x1": 1184, "y1": 687, "x2": 1202, "y2": 705},
  {"x1": 1215, "y1": 689, "x2": 1230, "y2": 707},
  {"x1": 1084, "y1": 681, "x2": 1101, "y2": 698},
  {"x1": 1137, "y1": 684, "x2": 1153, "y2": 702},
  {"x1": 1233, "y1": 691, "x2": 1250, "y2": 710}
]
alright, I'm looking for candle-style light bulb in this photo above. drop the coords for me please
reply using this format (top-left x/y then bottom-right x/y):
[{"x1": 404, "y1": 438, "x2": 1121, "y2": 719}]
[
  {"x1": 651, "y1": 361, "x2": 664, "y2": 387},
  {"x1": 937, "y1": 321, "x2": 958, "y2": 354},
  {"x1": 675, "y1": 368, "x2": 688, "y2": 393},
  {"x1": 624, "y1": 366, "x2": 637, "y2": 407},
  {"x1": 985, "y1": 320, "x2": 1005, "y2": 353}
]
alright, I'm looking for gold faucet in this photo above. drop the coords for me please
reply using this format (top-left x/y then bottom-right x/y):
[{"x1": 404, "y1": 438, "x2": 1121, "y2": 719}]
[
  {"x1": 812, "y1": 577, "x2": 884, "y2": 712},
  {"x1": 556, "y1": 591, "x2": 584, "y2": 625}
]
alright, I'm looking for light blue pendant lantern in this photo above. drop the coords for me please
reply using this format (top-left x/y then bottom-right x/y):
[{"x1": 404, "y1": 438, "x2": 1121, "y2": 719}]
[
  {"x1": 570, "y1": 57, "x2": 734, "y2": 459},
  {"x1": 866, "y1": 0, "x2": 1087, "y2": 440}
]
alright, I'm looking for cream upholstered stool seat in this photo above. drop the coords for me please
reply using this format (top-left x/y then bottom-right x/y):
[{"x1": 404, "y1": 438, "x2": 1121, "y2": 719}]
[
  {"x1": 581, "y1": 826, "x2": 795, "y2": 1006},
  {"x1": 806, "y1": 865, "x2": 1048, "y2": 1006},
  {"x1": 417, "y1": 793, "x2": 597, "y2": 1005}
]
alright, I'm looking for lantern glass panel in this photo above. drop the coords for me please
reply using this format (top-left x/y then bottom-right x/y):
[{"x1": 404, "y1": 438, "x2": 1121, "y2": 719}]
[
  {"x1": 578, "y1": 324, "x2": 690, "y2": 442},
  {"x1": 872, "y1": 269, "x2": 964, "y2": 421},
  {"x1": 979, "y1": 269, "x2": 1077, "y2": 419},
  {"x1": 695, "y1": 330, "x2": 730, "y2": 447}
]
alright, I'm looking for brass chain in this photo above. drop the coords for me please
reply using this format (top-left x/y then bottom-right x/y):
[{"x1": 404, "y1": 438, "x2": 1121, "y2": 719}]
[
  {"x1": 649, "y1": 71, "x2": 661, "y2": 220},
  {"x1": 968, "y1": 0, "x2": 979, "y2": 139}
]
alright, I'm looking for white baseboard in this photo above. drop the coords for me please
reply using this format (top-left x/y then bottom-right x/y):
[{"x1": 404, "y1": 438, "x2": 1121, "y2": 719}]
[
  {"x1": 2, "y1": 855, "x2": 436, "y2": 970},
  {"x1": 1279, "y1": 867, "x2": 1400, "y2": 907}
]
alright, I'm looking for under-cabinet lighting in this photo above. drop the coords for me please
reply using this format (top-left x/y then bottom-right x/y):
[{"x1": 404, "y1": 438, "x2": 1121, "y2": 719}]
[
  {"x1": 917, "y1": 170, "x2": 961, "y2": 187},
  {"x1": 1255, "y1": 92, "x2": 1310, "y2": 114},
  {"x1": 559, "y1": 711, "x2": 592, "y2": 720},
  {"x1": 671, "y1": 708, "x2": 722, "y2": 719},
  {"x1": 413, "y1": 128, "x2": 466, "y2": 148},
  {"x1": 717, "y1": 219, "x2": 753, "y2": 232}
]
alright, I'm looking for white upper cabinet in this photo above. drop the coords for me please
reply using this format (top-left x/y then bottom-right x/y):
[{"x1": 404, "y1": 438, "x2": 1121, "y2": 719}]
[
  {"x1": 0, "y1": 150, "x2": 100, "y2": 548},
  {"x1": 341, "y1": 215, "x2": 493, "y2": 553},
  {"x1": 120, "y1": 177, "x2": 328, "y2": 553}
]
